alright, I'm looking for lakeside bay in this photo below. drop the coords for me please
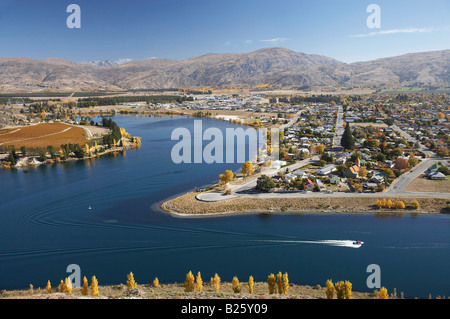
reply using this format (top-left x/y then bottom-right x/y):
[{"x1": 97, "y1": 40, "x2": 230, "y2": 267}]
[{"x1": 0, "y1": 115, "x2": 449, "y2": 298}]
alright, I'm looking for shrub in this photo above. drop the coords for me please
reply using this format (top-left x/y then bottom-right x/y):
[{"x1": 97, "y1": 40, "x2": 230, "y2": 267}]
[{"x1": 411, "y1": 200, "x2": 420, "y2": 210}]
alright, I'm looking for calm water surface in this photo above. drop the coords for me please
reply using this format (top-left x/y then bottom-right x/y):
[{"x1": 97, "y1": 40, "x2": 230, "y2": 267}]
[{"x1": 0, "y1": 115, "x2": 449, "y2": 298}]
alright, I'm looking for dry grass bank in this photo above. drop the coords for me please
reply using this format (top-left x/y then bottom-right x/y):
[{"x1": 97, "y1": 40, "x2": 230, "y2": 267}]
[
  {"x1": 1, "y1": 281, "x2": 379, "y2": 299},
  {"x1": 161, "y1": 192, "x2": 449, "y2": 216}
]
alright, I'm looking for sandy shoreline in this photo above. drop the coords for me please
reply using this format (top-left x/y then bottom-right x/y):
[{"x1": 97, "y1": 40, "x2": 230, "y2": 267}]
[{"x1": 160, "y1": 191, "x2": 450, "y2": 217}]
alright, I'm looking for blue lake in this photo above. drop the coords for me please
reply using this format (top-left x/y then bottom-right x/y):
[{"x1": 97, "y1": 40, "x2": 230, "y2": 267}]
[{"x1": 0, "y1": 115, "x2": 449, "y2": 298}]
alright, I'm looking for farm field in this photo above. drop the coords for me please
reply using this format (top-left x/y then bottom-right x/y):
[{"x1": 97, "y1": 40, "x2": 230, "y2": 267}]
[{"x1": 0, "y1": 123, "x2": 90, "y2": 149}]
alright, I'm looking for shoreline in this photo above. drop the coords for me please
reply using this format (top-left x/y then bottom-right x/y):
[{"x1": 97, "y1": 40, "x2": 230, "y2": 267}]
[
  {"x1": 160, "y1": 191, "x2": 450, "y2": 217},
  {"x1": 0, "y1": 281, "x2": 383, "y2": 300}
]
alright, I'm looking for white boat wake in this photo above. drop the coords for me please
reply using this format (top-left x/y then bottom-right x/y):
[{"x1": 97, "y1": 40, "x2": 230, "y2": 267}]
[{"x1": 254, "y1": 239, "x2": 364, "y2": 248}]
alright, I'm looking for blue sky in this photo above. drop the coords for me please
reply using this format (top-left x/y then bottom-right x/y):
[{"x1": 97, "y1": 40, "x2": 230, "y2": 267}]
[{"x1": 0, "y1": 0, "x2": 448, "y2": 63}]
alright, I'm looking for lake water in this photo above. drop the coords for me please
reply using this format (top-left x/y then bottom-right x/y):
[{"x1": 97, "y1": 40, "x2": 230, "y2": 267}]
[{"x1": 0, "y1": 115, "x2": 449, "y2": 298}]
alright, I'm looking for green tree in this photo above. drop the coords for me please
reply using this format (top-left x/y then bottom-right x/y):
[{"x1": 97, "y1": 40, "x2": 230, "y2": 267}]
[
  {"x1": 341, "y1": 123, "x2": 355, "y2": 150},
  {"x1": 20, "y1": 146, "x2": 27, "y2": 157},
  {"x1": 255, "y1": 175, "x2": 275, "y2": 192},
  {"x1": 38, "y1": 148, "x2": 47, "y2": 162}
]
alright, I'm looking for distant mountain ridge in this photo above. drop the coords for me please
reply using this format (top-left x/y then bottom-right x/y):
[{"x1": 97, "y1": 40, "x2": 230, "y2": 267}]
[{"x1": 0, "y1": 47, "x2": 448, "y2": 91}]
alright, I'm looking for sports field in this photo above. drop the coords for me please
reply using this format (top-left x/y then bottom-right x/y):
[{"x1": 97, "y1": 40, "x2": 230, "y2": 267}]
[{"x1": 0, "y1": 123, "x2": 90, "y2": 149}]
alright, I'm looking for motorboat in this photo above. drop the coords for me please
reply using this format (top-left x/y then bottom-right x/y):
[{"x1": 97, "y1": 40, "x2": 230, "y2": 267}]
[{"x1": 353, "y1": 240, "x2": 364, "y2": 246}]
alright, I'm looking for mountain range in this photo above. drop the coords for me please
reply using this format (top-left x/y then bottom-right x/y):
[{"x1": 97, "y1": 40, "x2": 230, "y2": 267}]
[{"x1": 0, "y1": 47, "x2": 448, "y2": 92}]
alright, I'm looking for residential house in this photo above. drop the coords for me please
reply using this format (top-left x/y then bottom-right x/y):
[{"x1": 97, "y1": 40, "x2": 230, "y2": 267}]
[
  {"x1": 316, "y1": 179, "x2": 326, "y2": 191},
  {"x1": 317, "y1": 164, "x2": 337, "y2": 176},
  {"x1": 344, "y1": 165, "x2": 360, "y2": 179},
  {"x1": 305, "y1": 179, "x2": 316, "y2": 191},
  {"x1": 330, "y1": 175, "x2": 341, "y2": 185},
  {"x1": 429, "y1": 172, "x2": 446, "y2": 180}
]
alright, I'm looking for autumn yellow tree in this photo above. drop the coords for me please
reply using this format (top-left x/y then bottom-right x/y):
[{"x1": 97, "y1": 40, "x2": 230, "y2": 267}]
[
  {"x1": 46, "y1": 280, "x2": 52, "y2": 294},
  {"x1": 379, "y1": 287, "x2": 389, "y2": 299},
  {"x1": 65, "y1": 278, "x2": 72, "y2": 294},
  {"x1": 184, "y1": 271, "x2": 195, "y2": 292},
  {"x1": 195, "y1": 272, "x2": 203, "y2": 292},
  {"x1": 81, "y1": 277, "x2": 89, "y2": 296},
  {"x1": 411, "y1": 200, "x2": 420, "y2": 210},
  {"x1": 326, "y1": 279, "x2": 334, "y2": 299},
  {"x1": 248, "y1": 276, "x2": 254, "y2": 294},
  {"x1": 276, "y1": 272, "x2": 283, "y2": 294},
  {"x1": 282, "y1": 273, "x2": 289, "y2": 295},
  {"x1": 127, "y1": 272, "x2": 137, "y2": 289},
  {"x1": 153, "y1": 277, "x2": 160, "y2": 288},
  {"x1": 213, "y1": 273, "x2": 221, "y2": 293},
  {"x1": 395, "y1": 201, "x2": 405, "y2": 209},
  {"x1": 219, "y1": 170, "x2": 234, "y2": 185},
  {"x1": 335, "y1": 281, "x2": 346, "y2": 299},
  {"x1": 241, "y1": 161, "x2": 254, "y2": 177},
  {"x1": 232, "y1": 276, "x2": 241, "y2": 293},
  {"x1": 375, "y1": 199, "x2": 383, "y2": 209},
  {"x1": 344, "y1": 281, "x2": 352, "y2": 299},
  {"x1": 91, "y1": 276, "x2": 99, "y2": 296},
  {"x1": 267, "y1": 273, "x2": 276, "y2": 294}
]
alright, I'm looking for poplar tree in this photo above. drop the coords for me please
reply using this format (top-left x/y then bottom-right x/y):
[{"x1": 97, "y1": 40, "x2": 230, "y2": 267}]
[
  {"x1": 81, "y1": 277, "x2": 89, "y2": 296},
  {"x1": 344, "y1": 281, "x2": 352, "y2": 299},
  {"x1": 248, "y1": 276, "x2": 254, "y2": 294},
  {"x1": 213, "y1": 273, "x2": 221, "y2": 293},
  {"x1": 65, "y1": 278, "x2": 72, "y2": 294},
  {"x1": 127, "y1": 272, "x2": 137, "y2": 290},
  {"x1": 232, "y1": 276, "x2": 241, "y2": 293},
  {"x1": 91, "y1": 276, "x2": 99, "y2": 296},
  {"x1": 326, "y1": 279, "x2": 334, "y2": 299},
  {"x1": 276, "y1": 272, "x2": 283, "y2": 294},
  {"x1": 184, "y1": 271, "x2": 195, "y2": 292},
  {"x1": 195, "y1": 272, "x2": 203, "y2": 293},
  {"x1": 379, "y1": 287, "x2": 389, "y2": 299},
  {"x1": 282, "y1": 273, "x2": 289, "y2": 295},
  {"x1": 267, "y1": 274, "x2": 276, "y2": 294},
  {"x1": 46, "y1": 280, "x2": 52, "y2": 294}
]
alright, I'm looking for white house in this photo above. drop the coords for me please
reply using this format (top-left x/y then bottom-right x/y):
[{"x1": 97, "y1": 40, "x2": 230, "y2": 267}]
[
  {"x1": 272, "y1": 160, "x2": 287, "y2": 170},
  {"x1": 317, "y1": 165, "x2": 337, "y2": 176}
]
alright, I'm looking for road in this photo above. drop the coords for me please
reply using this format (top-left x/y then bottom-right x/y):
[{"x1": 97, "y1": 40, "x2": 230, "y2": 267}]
[{"x1": 333, "y1": 105, "x2": 344, "y2": 147}]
